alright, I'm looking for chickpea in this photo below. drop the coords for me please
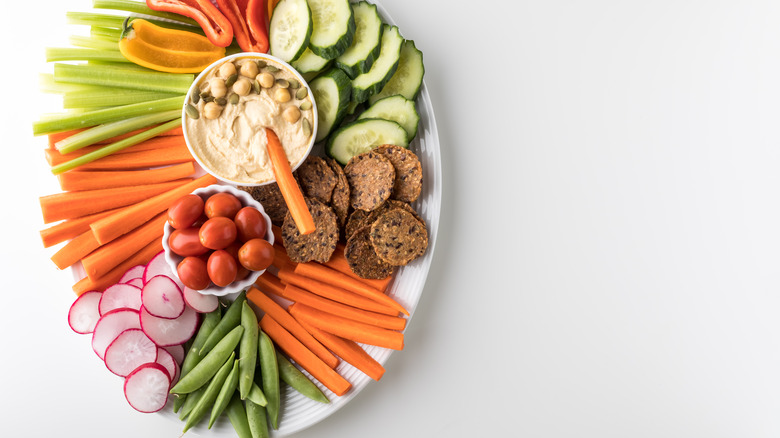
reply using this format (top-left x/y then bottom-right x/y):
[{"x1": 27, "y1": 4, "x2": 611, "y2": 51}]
[
  {"x1": 274, "y1": 87, "x2": 291, "y2": 103},
  {"x1": 218, "y1": 62, "x2": 237, "y2": 78},
  {"x1": 257, "y1": 72, "x2": 275, "y2": 88},
  {"x1": 283, "y1": 106, "x2": 301, "y2": 123},
  {"x1": 203, "y1": 101, "x2": 223, "y2": 119},
  {"x1": 233, "y1": 78, "x2": 252, "y2": 96},
  {"x1": 239, "y1": 61, "x2": 259, "y2": 78},
  {"x1": 209, "y1": 78, "x2": 227, "y2": 98}
]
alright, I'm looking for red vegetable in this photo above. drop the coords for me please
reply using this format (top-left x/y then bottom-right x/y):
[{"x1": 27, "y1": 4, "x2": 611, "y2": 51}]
[
  {"x1": 199, "y1": 216, "x2": 237, "y2": 250},
  {"x1": 207, "y1": 249, "x2": 238, "y2": 287},
  {"x1": 146, "y1": 0, "x2": 234, "y2": 47},
  {"x1": 168, "y1": 194, "x2": 204, "y2": 229},
  {"x1": 234, "y1": 206, "x2": 268, "y2": 241},
  {"x1": 216, "y1": 0, "x2": 269, "y2": 53},
  {"x1": 204, "y1": 192, "x2": 242, "y2": 219}
]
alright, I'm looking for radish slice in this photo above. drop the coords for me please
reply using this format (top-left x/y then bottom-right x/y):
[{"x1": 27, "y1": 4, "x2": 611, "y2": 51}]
[
  {"x1": 142, "y1": 275, "x2": 185, "y2": 319},
  {"x1": 98, "y1": 283, "x2": 142, "y2": 315},
  {"x1": 183, "y1": 287, "x2": 219, "y2": 313},
  {"x1": 119, "y1": 265, "x2": 145, "y2": 284},
  {"x1": 156, "y1": 347, "x2": 180, "y2": 384},
  {"x1": 92, "y1": 308, "x2": 141, "y2": 360},
  {"x1": 104, "y1": 329, "x2": 158, "y2": 377},
  {"x1": 139, "y1": 305, "x2": 198, "y2": 347},
  {"x1": 126, "y1": 278, "x2": 144, "y2": 288},
  {"x1": 123, "y1": 362, "x2": 171, "y2": 413},
  {"x1": 68, "y1": 291, "x2": 102, "y2": 334},
  {"x1": 163, "y1": 344, "x2": 185, "y2": 364},
  {"x1": 143, "y1": 251, "x2": 183, "y2": 290}
]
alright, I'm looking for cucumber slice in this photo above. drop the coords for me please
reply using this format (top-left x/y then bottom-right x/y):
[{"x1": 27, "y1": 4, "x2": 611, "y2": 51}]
[
  {"x1": 269, "y1": 0, "x2": 312, "y2": 62},
  {"x1": 307, "y1": 0, "x2": 355, "y2": 60},
  {"x1": 310, "y1": 68, "x2": 352, "y2": 142},
  {"x1": 326, "y1": 118, "x2": 409, "y2": 165},
  {"x1": 335, "y1": 1, "x2": 383, "y2": 79},
  {"x1": 351, "y1": 25, "x2": 402, "y2": 103},
  {"x1": 369, "y1": 39, "x2": 425, "y2": 105},
  {"x1": 292, "y1": 47, "x2": 332, "y2": 76},
  {"x1": 358, "y1": 94, "x2": 420, "y2": 140}
]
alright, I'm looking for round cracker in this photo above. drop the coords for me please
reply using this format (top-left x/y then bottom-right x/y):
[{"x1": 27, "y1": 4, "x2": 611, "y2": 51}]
[
  {"x1": 344, "y1": 150, "x2": 395, "y2": 211},
  {"x1": 369, "y1": 209, "x2": 428, "y2": 266},
  {"x1": 325, "y1": 157, "x2": 350, "y2": 228},
  {"x1": 345, "y1": 225, "x2": 395, "y2": 279},
  {"x1": 239, "y1": 183, "x2": 288, "y2": 226},
  {"x1": 296, "y1": 155, "x2": 337, "y2": 204},
  {"x1": 282, "y1": 198, "x2": 339, "y2": 263},
  {"x1": 373, "y1": 144, "x2": 423, "y2": 203}
]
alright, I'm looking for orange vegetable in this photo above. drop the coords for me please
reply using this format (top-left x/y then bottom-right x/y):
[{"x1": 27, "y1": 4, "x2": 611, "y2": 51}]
[
  {"x1": 323, "y1": 244, "x2": 393, "y2": 292},
  {"x1": 90, "y1": 174, "x2": 217, "y2": 245},
  {"x1": 39, "y1": 208, "x2": 119, "y2": 248},
  {"x1": 39, "y1": 179, "x2": 189, "y2": 224},
  {"x1": 45, "y1": 135, "x2": 185, "y2": 166},
  {"x1": 297, "y1": 318, "x2": 385, "y2": 381},
  {"x1": 260, "y1": 315, "x2": 351, "y2": 396},
  {"x1": 293, "y1": 262, "x2": 408, "y2": 316},
  {"x1": 72, "y1": 242, "x2": 163, "y2": 295},
  {"x1": 264, "y1": 128, "x2": 314, "y2": 235},
  {"x1": 50, "y1": 230, "x2": 100, "y2": 270},
  {"x1": 47, "y1": 125, "x2": 182, "y2": 149},
  {"x1": 73, "y1": 143, "x2": 193, "y2": 170},
  {"x1": 255, "y1": 271, "x2": 286, "y2": 296},
  {"x1": 57, "y1": 162, "x2": 195, "y2": 191},
  {"x1": 247, "y1": 287, "x2": 339, "y2": 369},
  {"x1": 288, "y1": 303, "x2": 404, "y2": 351}
]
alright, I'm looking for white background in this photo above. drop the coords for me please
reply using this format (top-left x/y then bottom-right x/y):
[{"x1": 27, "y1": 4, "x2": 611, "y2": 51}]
[{"x1": 3, "y1": 0, "x2": 780, "y2": 437}]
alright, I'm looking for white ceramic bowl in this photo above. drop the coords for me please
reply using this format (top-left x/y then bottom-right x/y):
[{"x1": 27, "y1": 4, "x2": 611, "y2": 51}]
[
  {"x1": 161, "y1": 184, "x2": 274, "y2": 297},
  {"x1": 181, "y1": 52, "x2": 318, "y2": 187}
]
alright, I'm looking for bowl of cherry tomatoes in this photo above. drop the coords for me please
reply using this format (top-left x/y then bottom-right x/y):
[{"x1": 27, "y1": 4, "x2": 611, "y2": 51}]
[{"x1": 162, "y1": 184, "x2": 275, "y2": 297}]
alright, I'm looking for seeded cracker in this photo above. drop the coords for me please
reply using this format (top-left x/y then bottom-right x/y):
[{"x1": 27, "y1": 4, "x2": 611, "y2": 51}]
[
  {"x1": 373, "y1": 144, "x2": 423, "y2": 203},
  {"x1": 345, "y1": 209, "x2": 371, "y2": 241},
  {"x1": 344, "y1": 150, "x2": 395, "y2": 211},
  {"x1": 325, "y1": 157, "x2": 350, "y2": 228},
  {"x1": 281, "y1": 198, "x2": 339, "y2": 263},
  {"x1": 296, "y1": 155, "x2": 337, "y2": 204},
  {"x1": 239, "y1": 183, "x2": 288, "y2": 225},
  {"x1": 369, "y1": 209, "x2": 428, "y2": 266},
  {"x1": 345, "y1": 226, "x2": 396, "y2": 279}
]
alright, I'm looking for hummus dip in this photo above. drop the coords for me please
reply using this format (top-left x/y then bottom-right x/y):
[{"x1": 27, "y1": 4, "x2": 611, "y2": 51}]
[{"x1": 184, "y1": 55, "x2": 315, "y2": 185}]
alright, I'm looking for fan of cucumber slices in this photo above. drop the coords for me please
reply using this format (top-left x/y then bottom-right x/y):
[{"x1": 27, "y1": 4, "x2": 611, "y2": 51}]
[{"x1": 269, "y1": 0, "x2": 425, "y2": 165}]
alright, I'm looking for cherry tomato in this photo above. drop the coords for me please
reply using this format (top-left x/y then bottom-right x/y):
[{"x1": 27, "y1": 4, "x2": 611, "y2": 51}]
[
  {"x1": 168, "y1": 227, "x2": 209, "y2": 257},
  {"x1": 207, "y1": 249, "x2": 238, "y2": 287},
  {"x1": 177, "y1": 256, "x2": 210, "y2": 290},
  {"x1": 238, "y1": 238, "x2": 275, "y2": 271},
  {"x1": 167, "y1": 194, "x2": 204, "y2": 229},
  {"x1": 234, "y1": 206, "x2": 268, "y2": 241},
  {"x1": 204, "y1": 192, "x2": 243, "y2": 219},
  {"x1": 225, "y1": 242, "x2": 251, "y2": 282},
  {"x1": 199, "y1": 216, "x2": 237, "y2": 250}
]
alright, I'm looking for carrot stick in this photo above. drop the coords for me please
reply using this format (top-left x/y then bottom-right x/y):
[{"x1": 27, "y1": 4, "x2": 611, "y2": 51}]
[
  {"x1": 271, "y1": 242, "x2": 295, "y2": 270},
  {"x1": 277, "y1": 282, "x2": 406, "y2": 331},
  {"x1": 90, "y1": 174, "x2": 217, "y2": 245},
  {"x1": 72, "y1": 243, "x2": 163, "y2": 295},
  {"x1": 260, "y1": 315, "x2": 351, "y2": 396},
  {"x1": 57, "y1": 162, "x2": 195, "y2": 191},
  {"x1": 276, "y1": 267, "x2": 398, "y2": 316},
  {"x1": 45, "y1": 135, "x2": 187, "y2": 166},
  {"x1": 39, "y1": 208, "x2": 120, "y2": 248},
  {"x1": 293, "y1": 262, "x2": 408, "y2": 316},
  {"x1": 81, "y1": 213, "x2": 167, "y2": 280},
  {"x1": 323, "y1": 245, "x2": 393, "y2": 292},
  {"x1": 272, "y1": 224, "x2": 283, "y2": 243},
  {"x1": 71, "y1": 143, "x2": 193, "y2": 171},
  {"x1": 51, "y1": 230, "x2": 100, "y2": 270},
  {"x1": 288, "y1": 303, "x2": 404, "y2": 351},
  {"x1": 296, "y1": 318, "x2": 385, "y2": 381},
  {"x1": 255, "y1": 271, "x2": 286, "y2": 297},
  {"x1": 47, "y1": 125, "x2": 182, "y2": 148},
  {"x1": 247, "y1": 287, "x2": 339, "y2": 369},
  {"x1": 264, "y1": 128, "x2": 314, "y2": 235},
  {"x1": 39, "y1": 179, "x2": 190, "y2": 224}
]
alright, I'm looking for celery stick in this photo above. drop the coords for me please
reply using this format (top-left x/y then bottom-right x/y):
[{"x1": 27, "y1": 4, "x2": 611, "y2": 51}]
[
  {"x1": 39, "y1": 73, "x2": 93, "y2": 94},
  {"x1": 53, "y1": 63, "x2": 193, "y2": 93},
  {"x1": 69, "y1": 35, "x2": 119, "y2": 51},
  {"x1": 86, "y1": 60, "x2": 154, "y2": 71},
  {"x1": 32, "y1": 95, "x2": 184, "y2": 135},
  {"x1": 56, "y1": 109, "x2": 181, "y2": 153},
  {"x1": 46, "y1": 48, "x2": 128, "y2": 63},
  {"x1": 51, "y1": 118, "x2": 183, "y2": 174},
  {"x1": 92, "y1": 0, "x2": 199, "y2": 27},
  {"x1": 63, "y1": 87, "x2": 179, "y2": 109},
  {"x1": 91, "y1": 26, "x2": 122, "y2": 40}
]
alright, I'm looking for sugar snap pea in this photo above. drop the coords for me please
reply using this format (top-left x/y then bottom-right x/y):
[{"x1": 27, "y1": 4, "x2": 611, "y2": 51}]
[
  {"x1": 258, "y1": 330, "x2": 280, "y2": 429},
  {"x1": 226, "y1": 393, "x2": 253, "y2": 438},
  {"x1": 239, "y1": 301, "x2": 259, "y2": 400},
  {"x1": 277, "y1": 352, "x2": 330, "y2": 404},
  {"x1": 178, "y1": 384, "x2": 207, "y2": 421},
  {"x1": 174, "y1": 308, "x2": 222, "y2": 412},
  {"x1": 200, "y1": 290, "x2": 246, "y2": 357},
  {"x1": 209, "y1": 359, "x2": 240, "y2": 429},
  {"x1": 171, "y1": 325, "x2": 244, "y2": 394},
  {"x1": 246, "y1": 382, "x2": 267, "y2": 407},
  {"x1": 182, "y1": 352, "x2": 235, "y2": 433},
  {"x1": 245, "y1": 399, "x2": 270, "y2": 438}
]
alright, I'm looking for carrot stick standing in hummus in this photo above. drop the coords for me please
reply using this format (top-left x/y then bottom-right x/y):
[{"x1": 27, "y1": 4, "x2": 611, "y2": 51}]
[{"x1": 264, "y1": 128, "x2": 315, "y2": 235}]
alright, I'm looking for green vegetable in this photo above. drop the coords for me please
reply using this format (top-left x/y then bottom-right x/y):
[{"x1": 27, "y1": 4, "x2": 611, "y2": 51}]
[
  {"x1": 63, "y1": 88, "x2": 180, "y2": 109},
  {"x1": 226, "y1": 394, "x2": 253, "y2": 438},
  {"x1": 246, "y1": 382, "x2": 268, "y2": 407},
  {"x1": 357, "y1": 94, "x2": 420, "y2": 140},
  {"x1": 309, "y1": 67, "x2": 352, "y2": 142},
  {"x1": 368, "y1": 39, "x2": 425, "y2": 105},
  {"x1": 52, "y1": 63, "x2": 194, "y2": 94},
  {"x1": 45, "y1": 48, "x2": 128, "y2": 63},
  {"x1": 245, "y1": 399, "x2": 270, "y2": 438},
  {"x1": 209, "y1": 359, "x2": 241, "y2": 429},
  {"x1": 335, "y1": 1, "x2": 383, "y2": 78},
  {"x1": 269, "y1": 0, "x2": 313, "y2": 62},
  {"x1": 239, "y1": 301, "x2": 259, "y2": 400},
  {"x1": 307, "y1": 0, "x2": 355, "y2": 60},
  {"x1": 178, "y1": 384, "x2": 208, "y2": 420},
  {"x1": 258, "y1": 330, "x2": 280, "y2": 429},
  {"x1": 56, "y1": 110, "x2": 181, "y2": 153},
  {"x1": 173, "y1": 308, "x2": 222, "y2": 413},
  {"x1": 351, "y1": 25, "x2": 403, "y2": 103},
  {"x1": 69, "y1": 35, "x2": 121, "y2": 51},
  {"x1": 326, "y1": 118, "x2": 409, "y2": 165},
  {"x1": 277, "y1": 352, "x2": 329, "y2": 403},
  {"x1": 201, "y1": 291, "x2": 246, "y2": 356},
  {"x1": 170, "y1": 325, "x2": 244, "y2": 395},
  {"x1": 182, "y1": 352, "x2": 236, "y2": 433}
]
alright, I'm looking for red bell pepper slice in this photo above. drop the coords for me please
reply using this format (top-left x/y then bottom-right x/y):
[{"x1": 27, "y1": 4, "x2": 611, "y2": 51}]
[
  {"x1": 246, "y1": 0, "x2": 269, "y2": 53},
  {"x1": 216, "y1": 0, "x2": 269, "y2": 53},
  {"x1": 146, "y1": 0, "x2": 234, "y2": 47}
]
